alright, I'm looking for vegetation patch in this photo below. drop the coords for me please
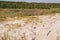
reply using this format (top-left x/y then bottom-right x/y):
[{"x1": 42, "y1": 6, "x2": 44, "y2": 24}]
[{"x1": 0, "y1": 1, "x2": 60, "y2": 9}]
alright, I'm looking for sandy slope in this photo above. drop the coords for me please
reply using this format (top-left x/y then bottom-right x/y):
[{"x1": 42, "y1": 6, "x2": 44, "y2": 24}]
[{"x1": 0, "y1": 13, "x2": 60, "y2": 40}]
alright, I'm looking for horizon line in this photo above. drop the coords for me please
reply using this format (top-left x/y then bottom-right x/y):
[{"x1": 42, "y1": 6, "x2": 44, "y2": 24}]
[{"x1": 0, "y1": 1, "x2": 60, "y2": 3}]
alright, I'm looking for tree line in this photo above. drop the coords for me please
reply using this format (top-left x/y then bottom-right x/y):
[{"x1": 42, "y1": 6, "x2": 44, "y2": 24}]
[{"x1": 0, "y1": 1, "x2": 60, "y2": 9}]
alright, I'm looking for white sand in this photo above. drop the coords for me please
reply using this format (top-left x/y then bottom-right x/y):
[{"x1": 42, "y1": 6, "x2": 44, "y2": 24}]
[{"x1": 0, "y1": 13, "x2": 60, "y2": 40}]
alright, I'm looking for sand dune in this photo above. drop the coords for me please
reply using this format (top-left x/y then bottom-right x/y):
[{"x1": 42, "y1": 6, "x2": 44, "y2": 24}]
[{"x1": 0, "y1": 13, "x2": 60, "y2": 40}]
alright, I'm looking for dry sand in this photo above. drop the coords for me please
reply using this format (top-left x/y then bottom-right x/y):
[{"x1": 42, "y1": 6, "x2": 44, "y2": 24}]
[{"x1": 0, "y1": 13, "x2": 60, "y2": 40}]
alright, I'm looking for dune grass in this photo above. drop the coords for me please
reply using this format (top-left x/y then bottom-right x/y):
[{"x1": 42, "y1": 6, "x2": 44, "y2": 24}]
[{"x1": 0, "y1": 9, "x2": 60, "y2": 21}]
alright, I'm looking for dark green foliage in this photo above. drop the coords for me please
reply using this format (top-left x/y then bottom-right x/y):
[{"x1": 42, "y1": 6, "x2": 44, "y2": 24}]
[{"x1": 0, "y1": 1, "x2": 60, "y2": 9}]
